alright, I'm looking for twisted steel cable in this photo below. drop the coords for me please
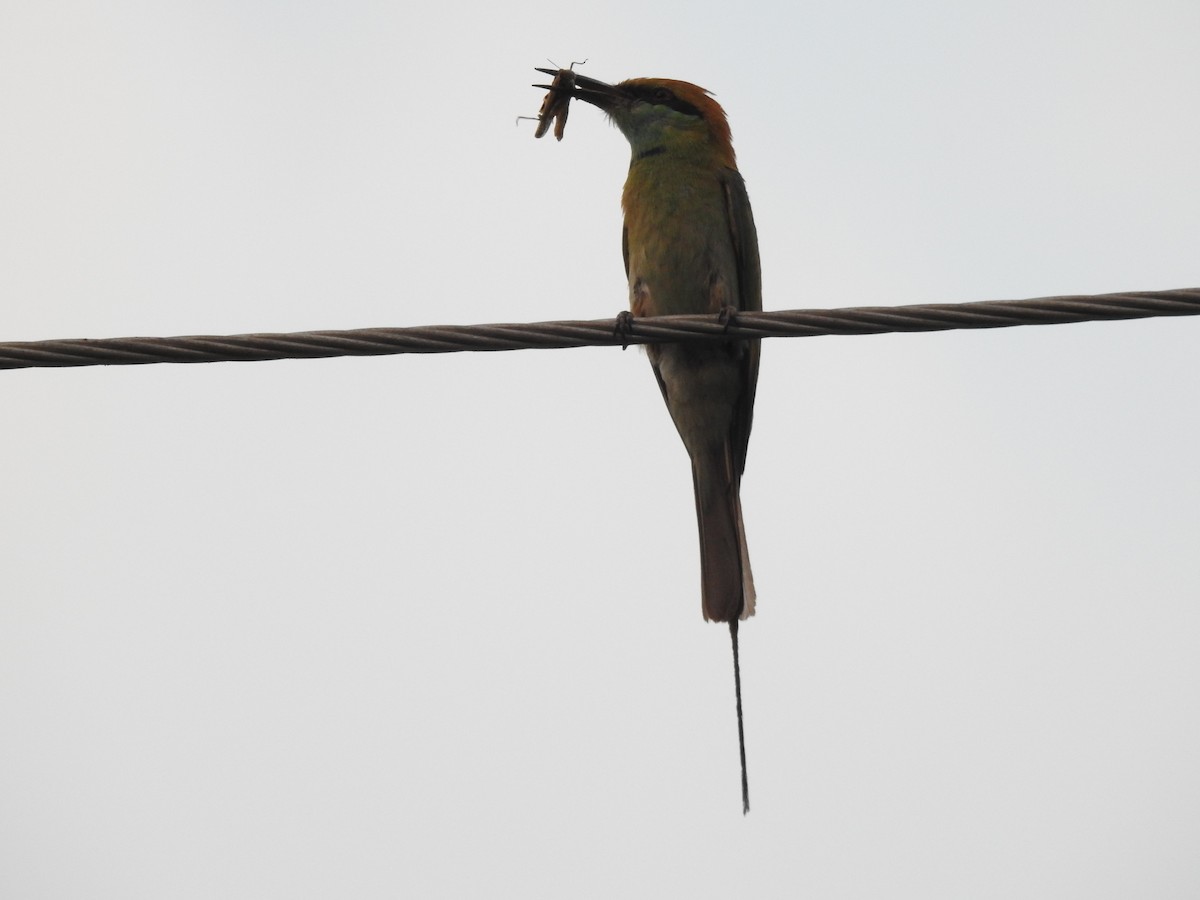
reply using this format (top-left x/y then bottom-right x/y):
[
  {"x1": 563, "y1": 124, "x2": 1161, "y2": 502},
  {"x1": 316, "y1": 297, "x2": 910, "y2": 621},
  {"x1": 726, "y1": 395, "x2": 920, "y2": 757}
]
[{"x1": 2, "y1": 287, "x2": 1198, "y2": 371}]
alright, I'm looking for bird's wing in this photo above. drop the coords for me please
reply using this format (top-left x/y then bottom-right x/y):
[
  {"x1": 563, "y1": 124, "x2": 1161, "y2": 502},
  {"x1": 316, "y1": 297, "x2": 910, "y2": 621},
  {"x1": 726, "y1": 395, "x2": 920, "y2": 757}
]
[
  {"x1": 721, "y1": 169, "x2": 762, "y2": 476},
  {"x1": 622, "y1": 223, "x2": 630, "y2": 279}
]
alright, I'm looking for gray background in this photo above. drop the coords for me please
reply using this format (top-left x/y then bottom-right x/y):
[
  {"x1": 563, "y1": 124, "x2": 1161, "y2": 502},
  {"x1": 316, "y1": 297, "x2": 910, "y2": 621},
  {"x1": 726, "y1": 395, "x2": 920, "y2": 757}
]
[{"x1": 3, "y1": 0, "x2": 1199, "y2": 896}]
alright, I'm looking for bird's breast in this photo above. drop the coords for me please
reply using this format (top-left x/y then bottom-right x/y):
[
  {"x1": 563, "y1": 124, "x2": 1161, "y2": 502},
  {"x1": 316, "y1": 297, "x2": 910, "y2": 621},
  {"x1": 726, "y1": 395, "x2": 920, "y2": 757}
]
[{"x1": 622, "y1": 167, "x2": 739, "y2": 318}]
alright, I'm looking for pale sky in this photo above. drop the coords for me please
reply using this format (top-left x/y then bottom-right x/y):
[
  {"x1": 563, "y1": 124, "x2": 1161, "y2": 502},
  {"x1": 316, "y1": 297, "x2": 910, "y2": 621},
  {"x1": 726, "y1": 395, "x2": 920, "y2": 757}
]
[{"x1": 3, "y1": 1, "x2": 1199, "y2": 897}]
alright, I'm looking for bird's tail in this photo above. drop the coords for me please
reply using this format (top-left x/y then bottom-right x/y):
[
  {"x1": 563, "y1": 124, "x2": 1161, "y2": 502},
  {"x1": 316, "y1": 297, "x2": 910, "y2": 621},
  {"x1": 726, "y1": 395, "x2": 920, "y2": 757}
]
[
  {"x1": 692, "y1": 448, "x2": 755, "y2": 623},
  {"x1": 694, "y1": 447, "x2": 755, "y2": 813},
  {"x1": 730, "y1": 618, "x2": 749, "y2": 814}
]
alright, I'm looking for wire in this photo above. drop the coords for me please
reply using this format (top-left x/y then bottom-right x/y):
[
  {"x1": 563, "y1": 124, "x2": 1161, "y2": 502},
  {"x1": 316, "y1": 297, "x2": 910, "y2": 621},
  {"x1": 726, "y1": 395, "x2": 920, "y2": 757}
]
[{"x1": 2, "y1": 287, "x2": 1198, "y2": 371}]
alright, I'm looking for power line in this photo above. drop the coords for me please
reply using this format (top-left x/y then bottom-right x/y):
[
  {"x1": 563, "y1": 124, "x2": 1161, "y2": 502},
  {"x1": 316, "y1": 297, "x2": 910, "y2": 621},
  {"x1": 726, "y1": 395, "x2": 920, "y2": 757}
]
[{"x1": 3, "y1": 287, "x2": 1198, "y2": 371}]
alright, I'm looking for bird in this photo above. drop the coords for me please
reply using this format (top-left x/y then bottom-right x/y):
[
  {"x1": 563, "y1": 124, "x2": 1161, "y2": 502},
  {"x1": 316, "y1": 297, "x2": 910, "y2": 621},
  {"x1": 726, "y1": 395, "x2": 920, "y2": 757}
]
[{"x1": 535, "y1": 70, "x2": 761, "y2": 813}]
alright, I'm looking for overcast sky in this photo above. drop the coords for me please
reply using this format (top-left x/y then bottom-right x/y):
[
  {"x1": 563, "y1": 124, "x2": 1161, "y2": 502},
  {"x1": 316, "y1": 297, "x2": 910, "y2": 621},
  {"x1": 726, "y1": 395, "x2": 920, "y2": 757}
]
[{"x1": 3, "y1": 1, "x2": 1199, "y2": 897}]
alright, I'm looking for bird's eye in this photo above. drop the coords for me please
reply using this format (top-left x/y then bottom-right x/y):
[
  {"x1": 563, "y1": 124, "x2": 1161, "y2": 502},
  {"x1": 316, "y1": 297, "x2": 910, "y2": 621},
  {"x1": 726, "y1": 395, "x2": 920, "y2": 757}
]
[{"x1": 652, "y1": 87, "x2": 673, "y2": 103}]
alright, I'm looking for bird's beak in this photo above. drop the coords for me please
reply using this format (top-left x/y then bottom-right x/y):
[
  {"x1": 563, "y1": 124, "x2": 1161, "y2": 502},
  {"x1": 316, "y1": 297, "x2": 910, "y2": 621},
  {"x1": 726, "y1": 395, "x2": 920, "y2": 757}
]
[{"x1": 533, "y1": 67, "x2": 630, "y2": 114}]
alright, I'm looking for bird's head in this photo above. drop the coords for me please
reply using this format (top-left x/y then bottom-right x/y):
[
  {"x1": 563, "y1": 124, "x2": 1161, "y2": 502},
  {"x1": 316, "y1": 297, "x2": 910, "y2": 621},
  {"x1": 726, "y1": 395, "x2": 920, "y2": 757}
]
[{"x1": 567, "y1": 74, "x2": 737, "y2": 168}]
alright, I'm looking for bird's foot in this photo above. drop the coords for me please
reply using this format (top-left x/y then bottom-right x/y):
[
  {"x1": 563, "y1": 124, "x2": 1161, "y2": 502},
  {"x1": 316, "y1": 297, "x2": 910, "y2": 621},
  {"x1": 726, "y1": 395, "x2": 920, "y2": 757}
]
[
  {"x1": 614, "y1": 310, "x2": 635, "y2": 350},
  {"x1": 717, "y1": 304, "x2": 740, "y2": 332}
]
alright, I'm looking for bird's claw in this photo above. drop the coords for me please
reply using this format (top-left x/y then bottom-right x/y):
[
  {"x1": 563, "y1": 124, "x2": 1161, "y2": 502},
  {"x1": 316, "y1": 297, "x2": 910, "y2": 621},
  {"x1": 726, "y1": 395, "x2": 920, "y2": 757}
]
[
  {"x1": 614, "y1": 310, "x2": 635, "y2": 349},
  {"x1": 717, "y1": 305, "x2": 740, "y2": 332}
]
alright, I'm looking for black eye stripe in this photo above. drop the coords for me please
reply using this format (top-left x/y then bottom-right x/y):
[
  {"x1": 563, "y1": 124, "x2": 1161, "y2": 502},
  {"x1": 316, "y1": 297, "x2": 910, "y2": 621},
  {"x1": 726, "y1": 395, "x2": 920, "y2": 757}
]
[{"x1": 628, "y1": 86, "x2": 702, "y2": 119}]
